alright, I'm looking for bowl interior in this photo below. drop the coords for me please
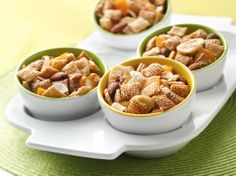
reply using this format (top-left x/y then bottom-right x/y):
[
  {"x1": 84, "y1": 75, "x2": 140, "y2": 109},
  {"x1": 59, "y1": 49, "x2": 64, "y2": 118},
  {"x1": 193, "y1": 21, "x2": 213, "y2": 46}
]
[
  {"x1": 138, "y1": 24, "x2": 228, "y2": 70},
  {"x1": 16, "y1": 47, "x2": 107, "y2": 100},
  {"x1": 98, "y1": 57, "x2": 195, "y2": 118},
  {"x1": 93, "y1": 0, "x2": 171, "y2": 36}
]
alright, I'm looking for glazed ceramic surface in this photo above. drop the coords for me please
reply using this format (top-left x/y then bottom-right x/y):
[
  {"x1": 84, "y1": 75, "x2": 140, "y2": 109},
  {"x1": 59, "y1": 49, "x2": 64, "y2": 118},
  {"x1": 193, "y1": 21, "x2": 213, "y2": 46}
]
[
  {"x1": 93, "y1": 0, "x2": 172, "y2": 50},
  {"x1": 98, "y1": 58, "x2": 196, "y2": 134},
  {"x1": 6, "y1": 15, "x2": 236, "y2": 159},
  {"x1": 137, "y1": 24, "x2": 228, "y2": 91},
  {"x1": 16, "y1": 48, "x2": 107, "y2": 121}
]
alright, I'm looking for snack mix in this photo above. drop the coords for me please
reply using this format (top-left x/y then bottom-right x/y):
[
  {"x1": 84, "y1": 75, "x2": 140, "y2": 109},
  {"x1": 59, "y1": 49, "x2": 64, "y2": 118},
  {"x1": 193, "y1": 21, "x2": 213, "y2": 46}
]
[
  {"x1": 143, "y1": 26, "x2": 224, "y2": 70},
  {"x1": 103, "y1": 62, "x2": 190, "y2": 114},
  {"x1": 96, "y1": 0, "x2": 167, "y2": 34},
  {"x1": 17, "y1": 51, "x2": 102, "y2": 98}
]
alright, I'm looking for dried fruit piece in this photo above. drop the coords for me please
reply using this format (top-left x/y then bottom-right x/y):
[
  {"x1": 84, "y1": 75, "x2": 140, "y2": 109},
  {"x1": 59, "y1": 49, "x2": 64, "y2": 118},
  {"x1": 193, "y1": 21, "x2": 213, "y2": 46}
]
[
  {"x1": 168, "y1": 26, "x2": 188, "y2": 37},
  {"x1": 142, "y1": 63, "x2": 164, "y2": 77},
  {"x1": 205, "y1": 43, "x2": 224, "y2": 57},
  {"x1": 114, "y1": 0, "x2": 129, "y2": 15},
  {"x1": 194, "y1": 47, "x2": 217, "y2": 65},
  {"x1": 162, "y1": 65, "x2": 173, "y2": 72},
  {"x1": 177, "y1": 38, "x2": 205, "y2": 55},
  {"x1": 51, "y1": 59, "x2": 68, "y2": 70},
  {"x1": 37, "y1": 87, "x2": 46, "y2": 95},
  {"x1": 126, "y1": 95, "x2": 154, "y2": 114},
  {"x1": 155, "y1": 36, "x2": 166, "y2": 48},
  {"x1": 104, "y1": 88, "x2": 113, "y2": 105},
  {"x1": 170, "y1": 84, "x2": 189, "y2": 98},
  {"x1": 128, "y1": 17, "x2": 150, "y2": 33},
  {"x1": 120, "y1": 82, "x2": 141, "y2": 101},
  {"x1": 111, "y1": 102, "x2": 126, "y2": 111},
  {"x1": 17, "y1": 66, "x2": 40, "y2": 82},
  {"x1": 152, "y1": 94, "x2": 175, "y2": 110}
]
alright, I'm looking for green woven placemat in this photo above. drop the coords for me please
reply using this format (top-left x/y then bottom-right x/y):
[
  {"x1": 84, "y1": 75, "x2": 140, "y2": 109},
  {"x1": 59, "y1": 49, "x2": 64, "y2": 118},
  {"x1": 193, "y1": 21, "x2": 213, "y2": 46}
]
[{"x1": 1, "y1": 69, "x2": 236, "y2": 176}]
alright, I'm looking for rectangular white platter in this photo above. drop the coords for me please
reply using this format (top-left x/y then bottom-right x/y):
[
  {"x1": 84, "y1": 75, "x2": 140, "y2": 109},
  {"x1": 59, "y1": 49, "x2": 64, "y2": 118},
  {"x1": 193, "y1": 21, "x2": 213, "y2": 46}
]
[{"x1": 6, "y1": 14, "x2": 236, "y2": 160}]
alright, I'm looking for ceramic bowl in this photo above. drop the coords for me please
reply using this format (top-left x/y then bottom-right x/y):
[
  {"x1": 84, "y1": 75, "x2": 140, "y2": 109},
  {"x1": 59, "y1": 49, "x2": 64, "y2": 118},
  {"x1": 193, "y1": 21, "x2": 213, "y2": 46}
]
[
  {"x1": 97, "y1": 57, "x2": 196, "y2": 134},
  {"x1": 137, "y1": 24, "x2": 228, "y2": 91},
  {"x1": 16, "y1": 47, "x2": 107, "y2": 121},
  {"x1": 93, "y1": 0, "x2": 172, "y2": 50}
]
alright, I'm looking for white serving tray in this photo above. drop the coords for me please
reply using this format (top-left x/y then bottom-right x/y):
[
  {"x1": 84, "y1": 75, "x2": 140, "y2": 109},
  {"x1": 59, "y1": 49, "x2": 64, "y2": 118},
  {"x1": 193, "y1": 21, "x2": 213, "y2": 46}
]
[{"x1": 6, "y1": 15, "x2": 236, "y2": 160}]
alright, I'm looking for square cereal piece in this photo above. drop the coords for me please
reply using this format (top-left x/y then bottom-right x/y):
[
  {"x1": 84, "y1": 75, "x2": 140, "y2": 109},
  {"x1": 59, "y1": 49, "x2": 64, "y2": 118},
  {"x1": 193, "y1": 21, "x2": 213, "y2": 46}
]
[
  {"x1": 17, "y1": 66, "x2": 40, "y2": 82},
  {"x1": 187, "y1": 29, "x2": 208, "y2": 39},
  {"x1": 170, "y1": 84, "x2": 189, "y2": 98},
  {"x1": 205, "y1": 43, "x2": 224, "y2": 57},
  {"x1": 168, "y1": 26, "x2": 188, "y2": 37},
  {"x1": 175, "y1": 52, "x2": 193, "y2": 66},
  {"x1": 31, "y1": 79, "x2": 52, "y2": 92},
  {"x1": 43, "y1": 85, "x2": 66, "y2": 98},
  {"x1": 40, "y1": 66, "x2": 58, "y2": 78},
  {"x1": 28, "y1": 60, "x2": 44, "y2": 71},
  {"x1": 62, "y1": 61, "x2": 80, "y2": 75},
  {"x1": 152, "y1": 94, "x2": 175, "y2": 110},
  {"x1": 128, "y1": 17, "x2": 150, "y2": 33}
]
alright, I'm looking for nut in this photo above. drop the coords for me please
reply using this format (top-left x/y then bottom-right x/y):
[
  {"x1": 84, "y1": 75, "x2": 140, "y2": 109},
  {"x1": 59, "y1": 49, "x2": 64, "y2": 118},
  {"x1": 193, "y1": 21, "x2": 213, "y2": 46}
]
[
  {"x1": 206, "y1": 33, "x2": 219, "y2": 40},
  {"x1": 108, "y1": 82, "x2": 120, "y2": 97},
  {"x1": 160, "y1": 47, "x2": 171, "y2": 57},
  {"x1": 50, "y1": 72, "x2": 68, "y2": 81}
]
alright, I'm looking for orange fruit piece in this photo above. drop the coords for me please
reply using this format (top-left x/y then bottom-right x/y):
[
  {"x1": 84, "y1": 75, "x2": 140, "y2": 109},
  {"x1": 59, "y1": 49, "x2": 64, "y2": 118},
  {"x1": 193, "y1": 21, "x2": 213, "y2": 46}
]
[
  {"x1": 155, "y1": 36, "x2": 166, "y2": 48},
  {"x1": 163, "y1": 65, "x2": 173, "y2": 72},
  {"x1": 114, "y1": 0, "x2": 129, "y2": 15},
  {"x1": 37, "y1": 87, "x2": 46, "y2": 96}
]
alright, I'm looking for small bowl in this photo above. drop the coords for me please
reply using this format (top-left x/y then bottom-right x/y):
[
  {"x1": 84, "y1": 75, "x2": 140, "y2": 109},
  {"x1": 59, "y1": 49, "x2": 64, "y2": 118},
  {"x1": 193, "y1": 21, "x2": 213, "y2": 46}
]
[
  {"x1": 16, "y1": 47, "x2": 107, "y2": 121},
  {"x1": 137, "y1": 24, "x2": 228, "y2": 91},
  {"x1": 97, "y1": 57, "x2": 196, "y2": 134},
  {"x1": 93, "y1": 0, "x2": 172, "y2": 50}
]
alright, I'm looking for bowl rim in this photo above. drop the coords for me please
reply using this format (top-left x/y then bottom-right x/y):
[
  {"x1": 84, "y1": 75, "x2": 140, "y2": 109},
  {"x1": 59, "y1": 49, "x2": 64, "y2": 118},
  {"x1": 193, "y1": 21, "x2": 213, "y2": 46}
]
[
  {"x1": 16, "y1": 47, "x2": 108, "y2": 101},
  {"x1": 97, "y1": 57, "x2": 196, "y2": 118},
  {"x1": 93, "y1": 0, "x2": 172, "y2": 37},
  {"x1": 137, "y1": 23, "x2": 228, "y2": 73}
]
